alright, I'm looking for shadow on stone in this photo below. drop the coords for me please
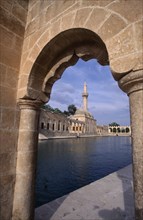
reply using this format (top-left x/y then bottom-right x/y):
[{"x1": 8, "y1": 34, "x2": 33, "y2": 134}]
[
  {"x1": 98, "y1": 165, "x2": 135, "y2": 220},
  {"x1": 135, "y1": 208, "x2": 143, "y2": 220},
  {"x1": 34, "y1": 195, "x2": 68, "y2": 220}
]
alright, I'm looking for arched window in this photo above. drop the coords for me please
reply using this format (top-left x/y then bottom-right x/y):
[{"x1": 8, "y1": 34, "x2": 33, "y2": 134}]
[
  {"x1": 58, "y1": 121, "x2": 60, "y2": 131},
  {"x1": 41, "y1": 122, "x2": 44, "y2": 129},
  {"x1": 126, "y1": 127, "x2": 130, "y2": 133},
  {"x1": 117, "y1": 127, "x2": 120, "y2": 133},
  {"x1": 63, "y1": 124, "x2": 65, "y2": 131},
  {"x1": 53, "y1": 123, "x2": 55, "y2": 131},
  {"x1": 47, "y1": 123, "x2": 49, "y2": 130}
]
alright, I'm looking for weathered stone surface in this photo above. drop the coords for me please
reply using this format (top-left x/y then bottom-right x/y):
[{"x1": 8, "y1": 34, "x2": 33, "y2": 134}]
[
  {"x1": 0, "y1": 1, "x2": 27, "y2": 220},
  {"x1": 16, "y1": 151, "x2": 37, "y2": 174},
  {"x1": 0, "y1": 44, "x2": 21, "y2": 69},
  {"x1": 82, "y1": 0, "x2": 114, "y2": 7},
  {"x1": 28, "y1": 1, "x2": 40, "y2": 22},
  {"x1": 74, "y1": 8, "x2": 91, "y2": 27},
  {"x1": 28, "y1": 28, "x2": 45, "y2": 49},
  {"x1": 1, "y1": 86, "x2": 17, "y2": 107},
  {"x1": 18, "y1": 74, "x2": 29, "y2": 89},
  {"x1": 110, "y1": 52, "x2": 143, "y2": 73},
  {"x1": 0, "y1": 153, "x2": 16, "y2": 174},
  {"x1": 0, "y1": 174, "x2": 15, "y2": 202},
  {"x1": 6, "y1": 67, "x2": 19, "y2": 88},
  {"x1": 44, "y1": 0, "x2": 76, "y2": 24},
  {"x1": 106, "y1": 25, "x2": 136, "y2": 61},
  {"x1": 108, "y1": 0, "x2": 143, "y2": 23},
  {"x1": 12, "y1": 2, "x2": 27, "y2": 23},
  {"x1": 0, "y1": 6, "x2": 25, "y2": 37},
  {"x1": 0, "y1": 63, "x2": 7, "y2": 85},
  {"x1": 25, "y1": 17, "x2": 39, "y2": 36},
  {"x1": 36, "y1": 29, "x2": 51, "y2": 48},
  {"x1": 85, "y1": 7, "x2": 110, "y2": 31},
  {"x1": 1, "y1": 109, "x2": 15, "y2": 129},
  {"x1": 29, "y1": 44, "x2": 40, "y2": 62},
  {"x1": 0, "y1": 130, "x2": 17, "y2": 153},
  {"x1": 134, "y1": 20, "x2": 143, "y2": 51},
  {"x1": 98, "y1": 13, "x2": 127, "y2": 41},
  {"x1": 0, "y1": 26, "x2": 15, "y2": 49},
  {"x1": 20, "y1": 60, "x2": 33, "y2": 76},
  {"x1": 0, "y1": 0, "x2": 13, "y2": 11},
  {"x1": 129, "y1": 90, "x2": 143, "y2": 219},
  {"x1": 50, "y1": 19, "x2": 61, "y2": 39},
  {"x1": 0, "y1": 192, "x2": 13, "y2": 220},
  {"x1": 61, "y1": 11, "x2": 76, "y2": 30}
]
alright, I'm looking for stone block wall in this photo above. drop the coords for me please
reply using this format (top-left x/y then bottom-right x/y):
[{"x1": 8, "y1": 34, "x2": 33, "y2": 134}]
[
  {"x1": 17, "y1": 0, "x2": 143, "y2": 101},
  {"x1": 0, "y1": 0, "x2": 28, "y2": 219}
]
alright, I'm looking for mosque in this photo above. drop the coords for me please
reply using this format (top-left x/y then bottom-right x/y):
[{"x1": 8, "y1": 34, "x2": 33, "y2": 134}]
[{"x1": 39, "y1": 82, "x2": 108, "y2": 138}]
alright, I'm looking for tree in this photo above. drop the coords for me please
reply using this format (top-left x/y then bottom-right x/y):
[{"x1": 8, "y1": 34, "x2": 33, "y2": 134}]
[
  {"x1": 42, "y1": 104, "x2": 54, "y2": 111},
  {"x1": 63, "y1": 110, "x2": 70, "y2": 116},
  {"x1": 109, "y1": 122, "x2": 120, "y2": 127},
  {"x1": 68, "y1": 104, "x2": 77, "y2": 115}
]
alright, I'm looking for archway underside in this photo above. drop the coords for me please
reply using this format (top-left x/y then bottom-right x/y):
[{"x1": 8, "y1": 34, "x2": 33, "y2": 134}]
[{"x1": 25, "y1": 28, "x2": 110, "y2": 103}]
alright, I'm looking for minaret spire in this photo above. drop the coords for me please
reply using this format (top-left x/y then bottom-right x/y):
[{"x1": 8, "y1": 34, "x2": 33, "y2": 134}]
[{"x1": 82, "y1": 82, "x2": 88, "y2": 111}]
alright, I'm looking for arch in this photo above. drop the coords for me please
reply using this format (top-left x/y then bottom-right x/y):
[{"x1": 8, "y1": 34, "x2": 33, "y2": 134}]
[
  {"x1": 11, "y1": 2, "x2": 143, "y2": 219},
  {"x1": 126, "y1": 127, "x2": 130, "y2": 133},
  {"x1": 24, "y1": 28, "x2": 109, "y2": 103}
]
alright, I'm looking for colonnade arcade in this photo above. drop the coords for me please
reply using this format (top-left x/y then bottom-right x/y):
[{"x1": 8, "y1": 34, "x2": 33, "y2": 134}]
[
  {"x1": 109, "y1": 126, "x2": 131, "y2": 134},
  {"x1": 69, "y1": 120, "x2": 85, "y2": 134},
  {"x1": 41, "y1": 120, "x2": 68, "y2": 132},
  {"x1": 13, "y1": 27, "x2": 143, "y2": 220}
]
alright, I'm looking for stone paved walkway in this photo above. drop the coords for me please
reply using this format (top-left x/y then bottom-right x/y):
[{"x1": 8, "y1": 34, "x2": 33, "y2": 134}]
[{"x1": 35, "y1": 165, "x2": 135, "y2": 220}]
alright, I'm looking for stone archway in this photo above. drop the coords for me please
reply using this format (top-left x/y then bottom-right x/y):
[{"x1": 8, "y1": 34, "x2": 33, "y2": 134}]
[{"x1": 12, "y1": 28, "x2": 143, "y2": 220}]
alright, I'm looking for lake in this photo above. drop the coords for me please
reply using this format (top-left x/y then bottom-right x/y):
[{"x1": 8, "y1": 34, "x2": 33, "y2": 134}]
[{"x1": 35, "y1": 136, "x2": 132, "y2": 207}]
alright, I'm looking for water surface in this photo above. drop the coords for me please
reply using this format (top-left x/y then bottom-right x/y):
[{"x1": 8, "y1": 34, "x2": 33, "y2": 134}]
[{"x1": 36, "y1": 136, "x2": 132, "y2": 207}]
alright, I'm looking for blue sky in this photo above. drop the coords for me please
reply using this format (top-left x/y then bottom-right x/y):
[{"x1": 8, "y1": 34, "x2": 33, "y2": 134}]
[{"x1": 48, "y1": 59, "x2": 130, "y2": 126}]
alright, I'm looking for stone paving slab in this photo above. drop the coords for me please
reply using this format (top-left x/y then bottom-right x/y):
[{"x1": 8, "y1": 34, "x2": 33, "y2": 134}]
[{"x1": 35, "y1": 165, "x2": 135, "y2": 220}]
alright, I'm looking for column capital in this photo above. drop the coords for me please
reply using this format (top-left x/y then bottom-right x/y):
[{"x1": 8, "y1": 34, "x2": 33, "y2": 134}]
[
  {"x1": 118, "y1": 69, "x2": 143, "y2": 95},
  {"x1": 18, "y1": 99, "x2": 43, "y2": 110}
]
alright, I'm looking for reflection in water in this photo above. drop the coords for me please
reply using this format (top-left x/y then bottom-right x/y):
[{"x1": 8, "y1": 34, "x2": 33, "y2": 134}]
[{"x1": 35, "y1": 136, "x2": 132, "y2": 207}]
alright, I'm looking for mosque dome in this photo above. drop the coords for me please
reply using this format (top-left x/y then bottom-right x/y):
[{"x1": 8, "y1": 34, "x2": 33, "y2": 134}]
[{"x1": 75, "y1": 109, "x2": 94, "y2": 119}]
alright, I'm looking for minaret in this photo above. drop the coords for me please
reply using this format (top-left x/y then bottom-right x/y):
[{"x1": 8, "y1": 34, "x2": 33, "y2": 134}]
[{"x1": 82, "y1": 82, "x2": 88, "y2": 111}]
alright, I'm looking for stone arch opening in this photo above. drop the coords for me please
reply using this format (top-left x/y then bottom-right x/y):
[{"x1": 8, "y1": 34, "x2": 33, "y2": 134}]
[
  {"x1": 13, "y1": 27, "x2": 143, "y2": 220},
  {"x1": 26, "y1": 28, "x2": 109, "y2": 103}
]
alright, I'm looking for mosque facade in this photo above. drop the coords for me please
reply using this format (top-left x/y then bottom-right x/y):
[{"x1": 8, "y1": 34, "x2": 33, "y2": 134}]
[{"x1": 39, "y1": 83, "x2": 108, "y2": 138}]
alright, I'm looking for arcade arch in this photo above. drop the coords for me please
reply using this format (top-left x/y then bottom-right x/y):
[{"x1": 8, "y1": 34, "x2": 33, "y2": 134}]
[{"x1": 13, "y1": 27, "x2": 143, "y2": 220}]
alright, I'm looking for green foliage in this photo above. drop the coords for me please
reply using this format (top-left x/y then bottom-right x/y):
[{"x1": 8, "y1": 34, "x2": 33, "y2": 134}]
[
  {"x1": 63, "y1": 110, "x2": 70, "y2": 116},
  {"x1": 41, "y1": 104, "x2": 77, "y2": 116},
  {"x1": 68, "y1": 104, "x2": 77, "y2": 115},
  {"x1": 109, "y1": 122, "x2": 120, "y2": 127},
  {"x1": 54, "y1": 108, "x2": 62, "y2": 114}
]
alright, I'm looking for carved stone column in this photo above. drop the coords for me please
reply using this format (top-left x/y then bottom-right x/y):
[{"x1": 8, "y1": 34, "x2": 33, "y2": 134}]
[
  {"x1": 12, "y1": 99, "x2": 42, "y2": 220},
  {"x1": 118, "y1": 69, "x2": 143, "y2": 220}
]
